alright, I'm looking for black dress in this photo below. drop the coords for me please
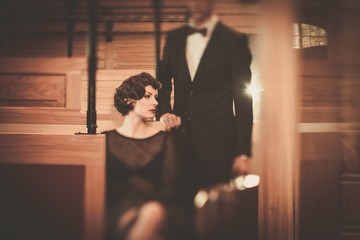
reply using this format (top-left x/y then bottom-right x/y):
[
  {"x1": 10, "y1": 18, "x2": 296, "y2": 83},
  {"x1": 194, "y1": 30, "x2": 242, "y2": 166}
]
[{"x1": 103, "y1": 129, "x2": 178, "y2": 239}]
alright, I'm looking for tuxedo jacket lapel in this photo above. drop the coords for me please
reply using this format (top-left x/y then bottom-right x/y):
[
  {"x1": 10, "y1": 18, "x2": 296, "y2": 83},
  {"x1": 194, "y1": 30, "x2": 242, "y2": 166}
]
[
  {"x1": 192, "y1": 22, "x2": 223, "y2": 84},
  {"x1": 176, "y1": 27, "x2": 192, "y2": 88}
]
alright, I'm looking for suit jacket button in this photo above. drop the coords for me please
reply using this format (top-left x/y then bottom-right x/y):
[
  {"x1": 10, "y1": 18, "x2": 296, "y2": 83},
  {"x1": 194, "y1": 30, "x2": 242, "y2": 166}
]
[{"x1": 190, "y1": 91, "x2": 193, "y2": 96}]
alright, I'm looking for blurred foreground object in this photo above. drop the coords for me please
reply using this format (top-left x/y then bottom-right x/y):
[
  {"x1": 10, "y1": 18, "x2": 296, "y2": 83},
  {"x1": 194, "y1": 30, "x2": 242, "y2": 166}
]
[{"x1": 194, "y1": 175, "x2": 259, "y2": 240}]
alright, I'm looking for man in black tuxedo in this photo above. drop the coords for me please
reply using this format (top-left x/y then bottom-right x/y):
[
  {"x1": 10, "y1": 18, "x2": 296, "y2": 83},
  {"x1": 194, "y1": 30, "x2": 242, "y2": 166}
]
[{"x1": 158, "y1": 0, "x2": 253, "y2": 202}]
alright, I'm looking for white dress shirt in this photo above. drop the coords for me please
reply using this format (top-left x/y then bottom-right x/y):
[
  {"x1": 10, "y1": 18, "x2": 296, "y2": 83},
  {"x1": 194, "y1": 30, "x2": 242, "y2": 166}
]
[{"x1": 186, "y1": 15, "x2": 219, "y2": 81}]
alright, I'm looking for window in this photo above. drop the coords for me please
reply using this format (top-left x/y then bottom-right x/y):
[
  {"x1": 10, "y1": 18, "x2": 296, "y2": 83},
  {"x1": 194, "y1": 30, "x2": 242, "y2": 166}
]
[{"x1": 293, "y1": 23, "x2": 327, "y2": 49}]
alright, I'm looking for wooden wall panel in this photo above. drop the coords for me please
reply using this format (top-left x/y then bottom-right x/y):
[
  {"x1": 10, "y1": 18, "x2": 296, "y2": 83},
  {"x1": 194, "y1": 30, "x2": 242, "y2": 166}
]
[
  {"x1": 300, "y1": 61, "x2": 360, "y2": 123},
  {"x1": 341, "y1": 133, "x2": 360, "y2": 172},
  {"x1": 302, "y1": 76, "x2": 343, "y2": 107},
  {"x1": 300, "y1": 131, "x2": 360, "y2": 240},
  {"x1": 0, "y1": 74, "x2": 65, "y2": 107},
  {"x1": 301, "y1": 133, "x2": 343, "y2": 162},
  {"x1": 0, "y1": 57, "x2": 86, "y2": 125},
  {"x1": 340, "y1": 173, "x2": 360, "y2": 240},
  {"x1": 300, "y1": 133, "x2": 342, "y2": 240},
  {"x1": 0, "y1": 134, "x2": 106, "y2": 240},
  {"x1": 112, "y1": 35, "x2": 157, "y2": 70},
  {"x1": 300, "y1": 160, "x2": 341, "y2": 240}
]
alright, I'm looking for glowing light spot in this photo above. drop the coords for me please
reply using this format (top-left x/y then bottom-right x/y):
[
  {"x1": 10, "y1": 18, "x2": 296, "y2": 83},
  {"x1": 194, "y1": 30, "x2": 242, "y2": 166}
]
[
  {"x1": 245, "y1": 83, "x2": 263, "y2": 101},
  {"x1": 208, "y1": 190, "x2": 219, "y2": 201},
  {"x1": 194, "y1": 190, "x2": 208, "y2": 208},
  {"x1": 244, "y1": 175, "x2": 260, "y2": 188},
  {"x1": 233, "y1": 176, "x2": 246, "y2": 190},
  {"x1": 233, "y1": 174, "x2": 260, "y2": 190}
]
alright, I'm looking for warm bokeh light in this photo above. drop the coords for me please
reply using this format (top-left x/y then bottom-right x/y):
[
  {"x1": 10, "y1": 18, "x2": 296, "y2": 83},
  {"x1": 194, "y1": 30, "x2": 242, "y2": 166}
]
[
  {"x1": 194, "y1": 190, "x2": 209, "y2": 208},
  {"x1": 195, "y1": 175, "x2": 260, "y2": 208},
  {"x1": 208, "y1": 189, "x2": 219, "y2": 201},
  {"x1": 245, "y1": 80, "x2": 263, "y2": 121},
  {"x1": 244, "y1": 175, "x2": 261, "y2": 188},
  {"x1": 245, "y1": 82, "x2": 263, "y2": 102},
  {"x1": 233, "y1": 175, "x2": 260, "y2": 190}
]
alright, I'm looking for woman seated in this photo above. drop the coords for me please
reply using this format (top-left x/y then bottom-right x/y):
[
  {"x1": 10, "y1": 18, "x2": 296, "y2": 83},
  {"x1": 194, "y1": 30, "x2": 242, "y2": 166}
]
[{"x1": 103, "y1": 72, "x2": 183, "y2": 240}]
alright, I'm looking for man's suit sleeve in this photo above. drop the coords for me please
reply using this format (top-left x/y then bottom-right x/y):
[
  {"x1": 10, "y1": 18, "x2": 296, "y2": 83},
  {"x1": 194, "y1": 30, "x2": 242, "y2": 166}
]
[
  {"x1": 232, "y1": 33, "x2": 253, "y2": 157},
  {"x1": 157, "y1": 33, "x2": 174, "y2": 117}
]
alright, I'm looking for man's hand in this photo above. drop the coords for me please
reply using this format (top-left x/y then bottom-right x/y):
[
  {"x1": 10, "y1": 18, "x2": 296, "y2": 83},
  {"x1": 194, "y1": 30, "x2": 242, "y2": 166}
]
[
  {"x1": 159, "y1": 113, "x2": 181, "y2": 132},
  {"x1": 232, "y1": 154, "x2": 251, "y2": 176}
]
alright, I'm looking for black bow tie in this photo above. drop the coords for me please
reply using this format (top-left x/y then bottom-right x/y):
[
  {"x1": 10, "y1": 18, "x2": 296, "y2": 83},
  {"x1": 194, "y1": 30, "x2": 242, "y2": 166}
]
[{"x1": 187, "y1": 27, "x2": 208, "y2": 37}]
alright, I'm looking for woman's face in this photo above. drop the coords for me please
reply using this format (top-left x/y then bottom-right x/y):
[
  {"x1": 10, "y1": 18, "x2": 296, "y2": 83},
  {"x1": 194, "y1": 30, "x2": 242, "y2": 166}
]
[{"x1": 132, "y1": 85, "x2": 158, "y2": 120}]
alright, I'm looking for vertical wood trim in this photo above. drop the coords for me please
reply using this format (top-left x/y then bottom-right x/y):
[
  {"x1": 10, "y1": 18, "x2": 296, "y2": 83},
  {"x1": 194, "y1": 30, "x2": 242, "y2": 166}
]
[
  {"x1": 84, "y1": 139, "x2": 106, "y2": 240},
  {"x1": 66, "y1": 73, "x2": 82, "y2": 109},
  {"x1": 105, "y1": 42, "x2": 114, "y2": 69},
  {"x1": 257, "y1": 0, "x2": 300, "y2": 239}
]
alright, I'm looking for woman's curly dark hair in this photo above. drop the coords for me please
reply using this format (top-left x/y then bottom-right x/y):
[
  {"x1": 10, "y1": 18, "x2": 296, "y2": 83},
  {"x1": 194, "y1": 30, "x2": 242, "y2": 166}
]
[{"x1": 114, "y1": 72, "x2": 162, "y2": 116}]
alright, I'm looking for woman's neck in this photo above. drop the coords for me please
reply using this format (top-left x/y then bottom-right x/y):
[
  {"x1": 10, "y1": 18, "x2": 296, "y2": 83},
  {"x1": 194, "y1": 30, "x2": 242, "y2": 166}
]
[{"x1": 117, "y1": 114, "x2": 158, "y2": 139}]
